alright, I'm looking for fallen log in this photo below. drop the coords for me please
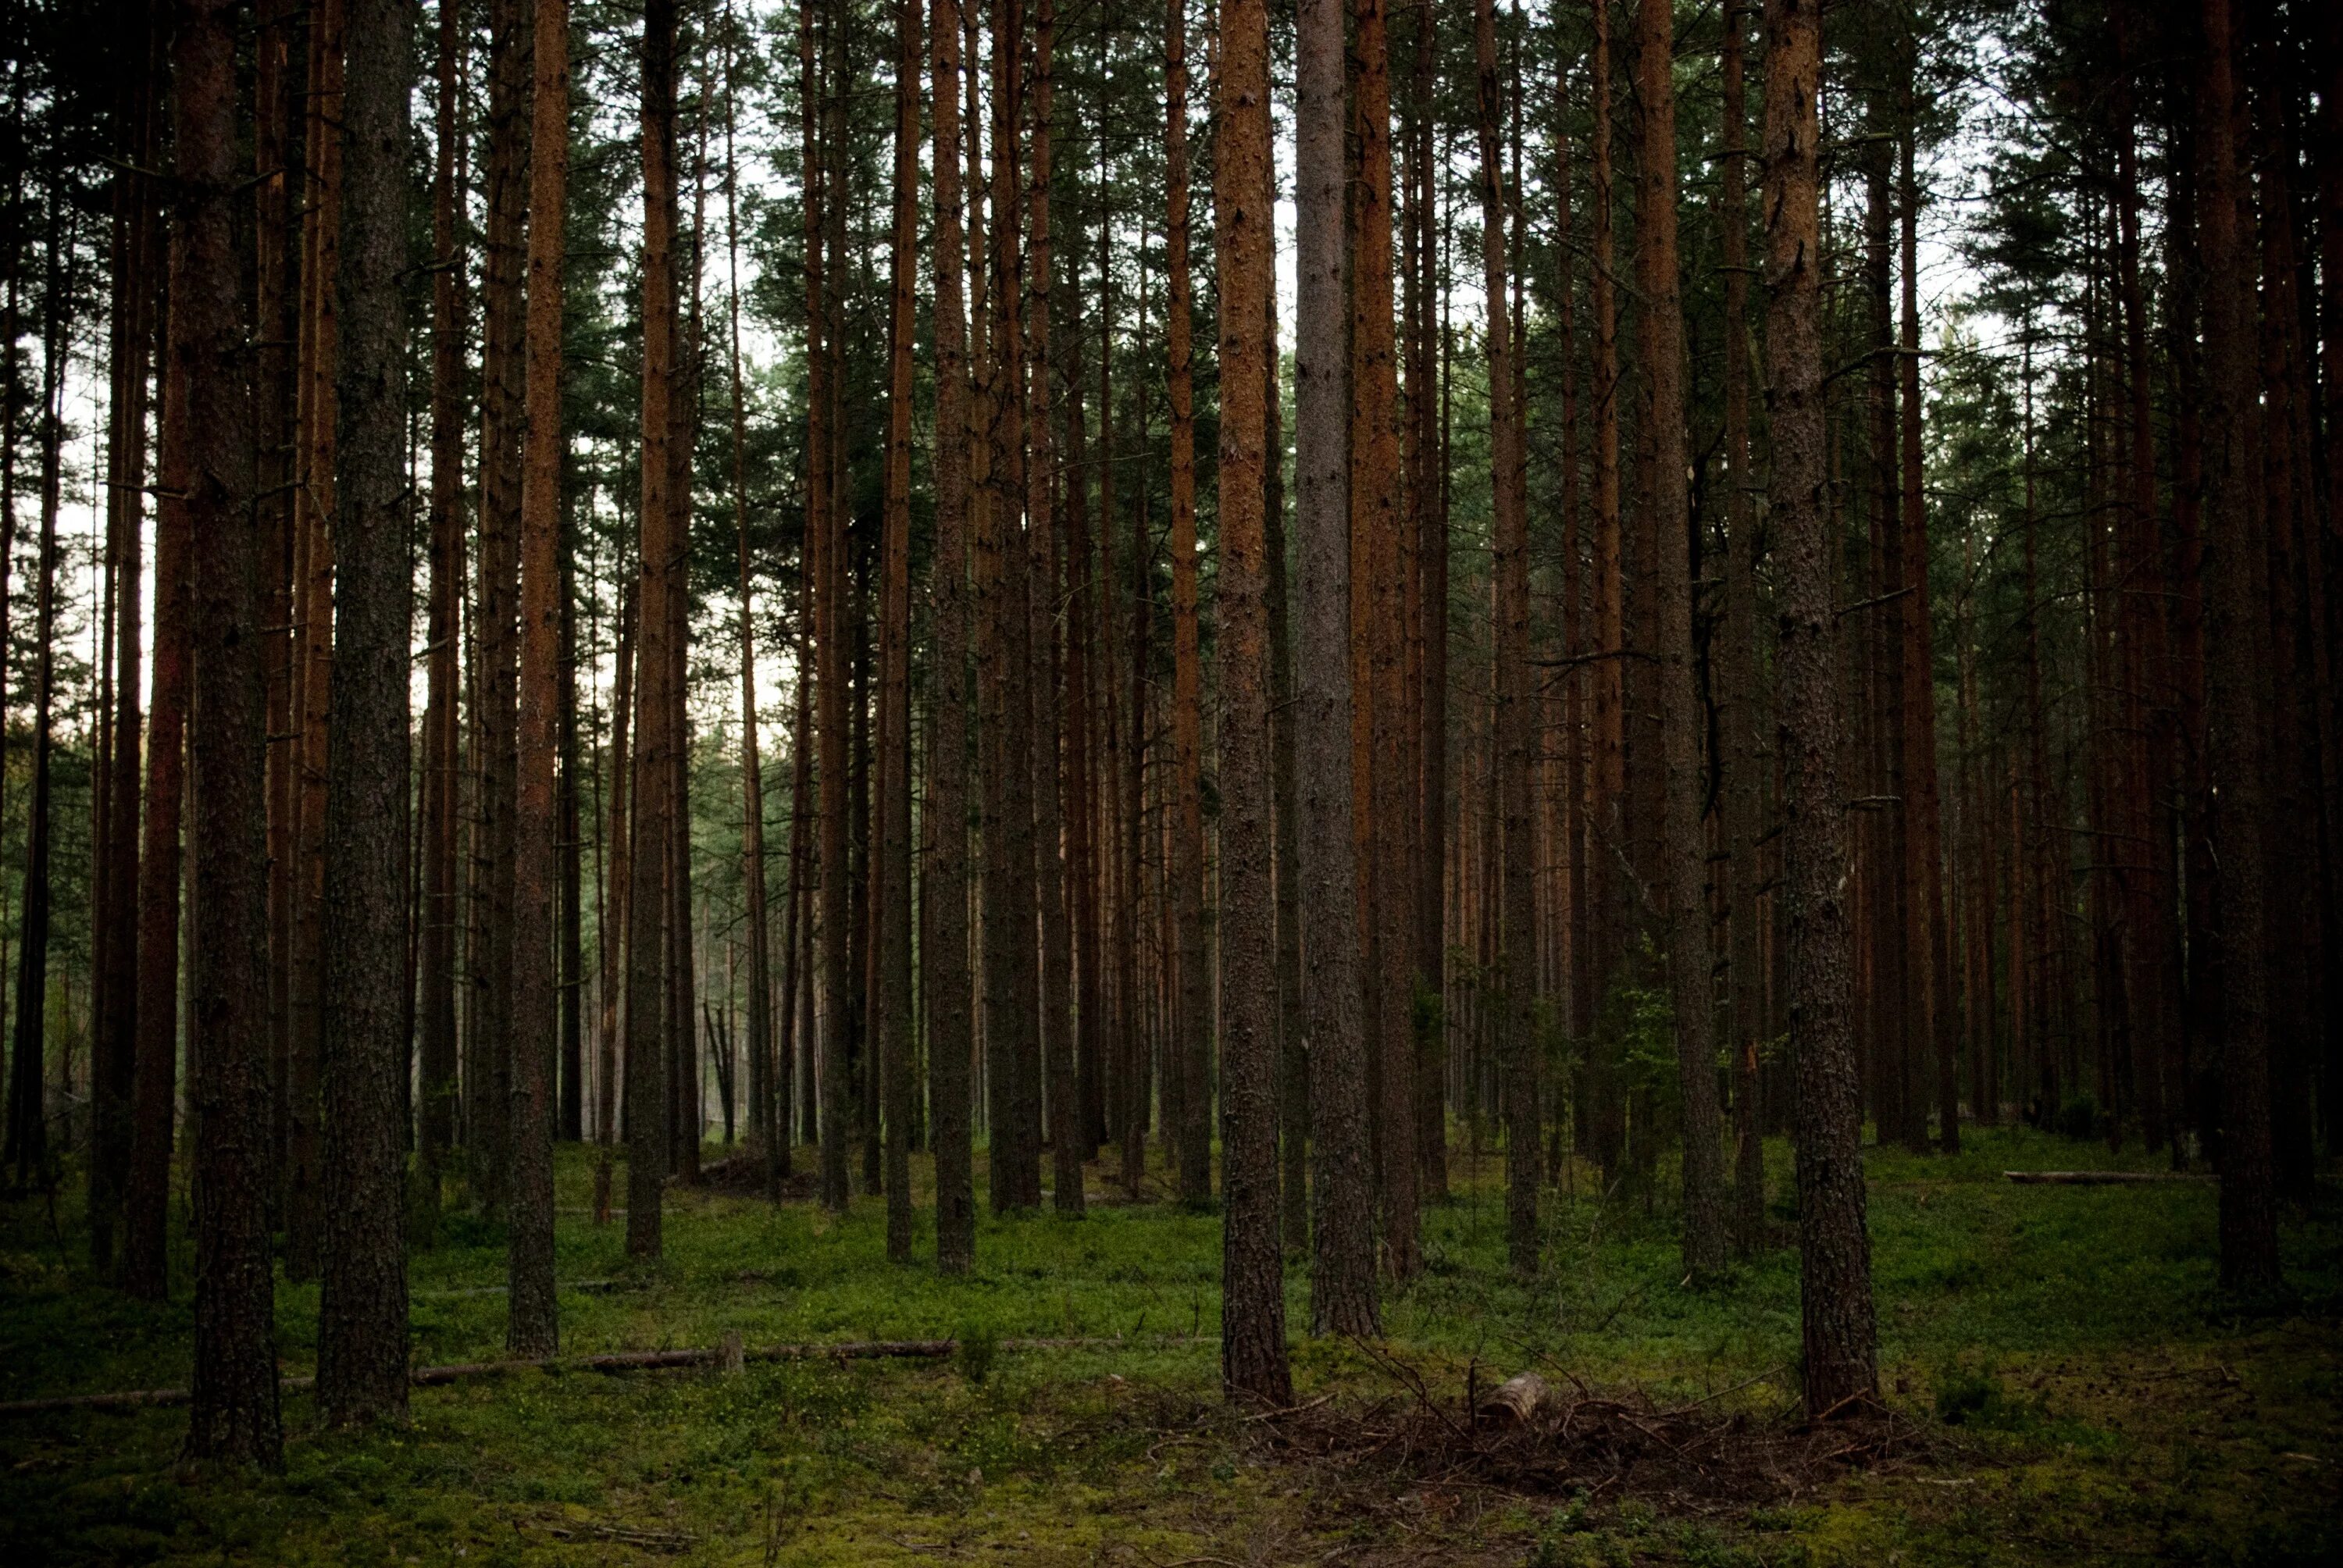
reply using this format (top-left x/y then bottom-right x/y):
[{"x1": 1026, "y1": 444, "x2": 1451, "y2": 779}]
[
  {"x1": 1475, "y1": 1371, "x2": 1551, "y2": 1426},
  {"x1": 2002, "y1": 1171, "x2": 2214, "y2": 1185},
  {"x1": 0, "y1": 1333, "x2": 1196, "y2": 1417}
]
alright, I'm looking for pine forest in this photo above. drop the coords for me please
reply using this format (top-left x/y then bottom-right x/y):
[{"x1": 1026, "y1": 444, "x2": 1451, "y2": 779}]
[{"x1": 0, "y1": 0, "x2": 2338, "y2": 1560}]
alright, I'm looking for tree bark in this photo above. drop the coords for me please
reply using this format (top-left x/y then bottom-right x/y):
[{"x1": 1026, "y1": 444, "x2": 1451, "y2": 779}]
[
  {"x1": 2195, "y1": 0, "x2": 2279, "y2": 1292},
  {"x1": 879, "y1": 0, "x2": 921, "y2": 1254},
  {"x1": 1214, "y1": 0, "x2": 1293, "y2": 1406},
  {"x1": 1353, "y1": 0, "x2": 1418, "y2": 1276},
  {"x1": 1763, "y1": 0, "x2": 1878, "y2": 1419},
  {"x1": 1718, "y1": 0, "x2": 1765, "y2": 1256},
  {"x1": 1474, "y1": 0, "x2": 1536, "y2": 1278},
  {"x1": 929, "y1": 0, "x2": 977, "y2": 1270},
  {"x1": 319, "y1": 0, "x2": 419, "y2": 1419},
  {"x1": 473, "y1": 0, "x2": 526, "y2": 1217},
  {"x1": 417, "y1": 0, "x2": 467, "y2": 1231},
  {"x1": 1585, "y1": 0, "x2": 1624, "y2": 1180},
  {"x1": 1028, "y1": 0, "x2": 1081, "y2": 1217},
  {"x1": 1297, "y1": 0, "x2": 1379, "y2": 1337},
  {"x1": 630, "y1": 0, "x2": 682, "y2": 1257},
  {"x1": 180, "y1": 0, "x2": 283, "y2": 1462},
  {"x1": 1164, "y1": 0, "x2": 1211, "y2": 1208},
  {"x1": 505, "y1": 0, "x2": 568, "y2": 1356},
  {"x1": 1637, "y1": 0, "x2": 1725, "y2": 1276}
]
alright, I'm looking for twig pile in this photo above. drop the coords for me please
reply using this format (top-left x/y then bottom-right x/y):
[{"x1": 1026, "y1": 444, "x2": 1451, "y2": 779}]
[{"x1": 1257, "y1": 1354, "x2": 1942, "y2": 1521}]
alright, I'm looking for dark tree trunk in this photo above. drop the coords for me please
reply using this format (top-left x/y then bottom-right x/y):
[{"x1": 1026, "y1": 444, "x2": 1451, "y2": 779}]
[
  {"x1": 1763, "y1": 0, "x2": 1878, "y2": 1420},
  {"x1": 1164, "y1": 0, "x2": 1211, "y2": 1209},
  {"x1": 1297, "y1": 0, "x2": 1378, "y2": 1338},
  {"x1": 5, "y1": 208, "x2": 66, "y2": 1189},
  {"x1": 505, "y1": 0, "x2": 568, "y2": 1356},
  {"x1": 1637, "y1": 0, "x2": 1725, "y2": 1275},
  {"x1": 629, "y1": 0, "x2": 682, "y2": 1259},
  {"x1": 417, "y1": 0, "x2": 466, "y2": 1228},
  {"x1": 1473, "y1": 0, "x2": 1536, "y2": 1277},
  {"x1": 929, "y1": 0, "x2": 976, "y2": 1270},
  {"x1": 879, "y1": 0, "x2": 920, "y2": 1255},
  {"x1": 2196, "y1": 0, "x2": 2280, "y2": 1292},
  {"x1": 1718, "y1": 0, "x2": 1766, "y2": 1255},
  {"x1": 318, "y1": 0, "x2": 419, "y2": 1420},
  {"x1": 179, "y1": 0, "x2": 283, "y2": 1463}
]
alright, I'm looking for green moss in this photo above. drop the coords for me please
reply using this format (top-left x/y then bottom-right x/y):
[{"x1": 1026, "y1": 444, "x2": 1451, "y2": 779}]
[{"x1": 1, "y1": 1128, "x2": 2335, "y2": 1564}]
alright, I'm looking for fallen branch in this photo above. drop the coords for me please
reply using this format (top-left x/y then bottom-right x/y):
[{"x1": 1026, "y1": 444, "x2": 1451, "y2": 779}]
[
  {"x1": 2002, "y1": 1171, "x2": 2213, "y2": 1185},
  {"x1": 0, "y1": 1333, "x2": 1204, "y2": 1417}
]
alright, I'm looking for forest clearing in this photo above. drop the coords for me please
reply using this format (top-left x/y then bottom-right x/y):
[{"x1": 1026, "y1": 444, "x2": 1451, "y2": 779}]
[{"x1": 4, "y1": 1130, "x2": 2340, "y2": 1564}]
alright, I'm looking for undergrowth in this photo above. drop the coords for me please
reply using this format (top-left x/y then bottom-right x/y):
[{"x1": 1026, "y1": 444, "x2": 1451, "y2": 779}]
[{"x1": 1, "y1": 1126, "x2": 2335, "y2": 1564}]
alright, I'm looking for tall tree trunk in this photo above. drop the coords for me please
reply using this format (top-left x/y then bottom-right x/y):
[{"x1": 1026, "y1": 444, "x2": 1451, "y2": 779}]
[
  {"x1": 1353, "y1": 0, "x2": 1417, "y2": 1276},
  {"x1": 1297, "y1": 0, "x2": 1378, "y2": 1337},
  {"x1": 319, "y1": 0, "x2": 419, "y2": 1417},
  {"x1": 1585, "y1": 0, "x2": 1624, "y2": 1179},
  {"x1": 1763, "y1": 0, "x2": 1877, "y2": 1419},
  {"x1": 929, "y1": 0, "x2": 976, "y2": 1267},
  {"x1": 1474, "y1": 0, "x2": 1536, "y2": 1278},
  {"x1": 721, "y1": 2, "x2": 776, "y2": 1193},
  {"x1": 1898, "y1": 106, "x2": 1954, "y2": 1156},
  {"x1": 1269, "y1": 287, "x2": 1307, "y2": 1250},
  {"x1": 879, "y1": 0, "x2": 921, "y2": 1254},
  {"x1": 286, "y1": 0, "x2": 347, "y2": 1279},
  {"x1": 1028, "y1": 0, "x2": 1081, "y2": 1216},
  {"x1": 1407, "y1": 0, "x2": 1447, "y2": 1207},
  {"x1": 630, "y1": 0, "x2": 682, "y2": 1258},
  {"x1": 1637, "y1": 0, "x2": 1724, "y2": 1275},
  {"x1": 2195, "y1": 0, "x2": 2279, "y2": 1292},
  {"x1": 1214, "y1": 0, "x2": 1293, "y2": 1406},
  {"x1": 473, "y1": 0, "x2": 526, "y2": 1217},
  {"x1": 127, "y1": 194, "x2": 189, "y2": 1301},
  {"x1": 258, "y1": 0, "x2": 297, "y2": 1248},
  {"x1": 5, "y1": 210, "x2": 65, "y2": 1188},
  {"x1": 91, "y1": 27, "x2": 161, "y2": 1274},
  {"x1": 505, "y1": 0, "x2": 567, "y2": 1356},
  {"x1": 417, "y1": 0, "x2": 467, "y2": 1231},
  {"x1": 1718, "y1": 0, "x2": 1765, "y2": 1256},
  {"x1": 1164, "y1": 0, "x2": 1211, "y2": 1207},
  {"x1": 179, "y1": 0, "x2": 282, "y2": 1460}
]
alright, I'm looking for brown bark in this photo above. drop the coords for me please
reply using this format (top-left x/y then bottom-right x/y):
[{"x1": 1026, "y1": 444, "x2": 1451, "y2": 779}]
[
  {"x1": 127, "y1": 192, "x2": 188, "y2": 1302},
  {"x1": 929, "y1": 0, "x2": 976, "y2": 1270},
  {"x1": 1635, "y1": 0, "x2": 1724, "y2": 1273},
  {"x1": 505, "y1": 0, "x2": 568, "y2": 1355},
  {"x1": 285, "y1": 0, "x2": 346, "y2": 1279},
  {"x1": 879, "y1": 0, "x2": 920, "y2": 1253},
  {"x1": 1214, "y1": 0, "x2": 1293, "y2": 1405},
  {"x1": 2196, "y1": 0, "x2": 2279, "y2": 1290},
  {"x1": 1897, "y1": 111, "x2": 1954, "y2": 1155},
  {"x1": 319, "y1": 0, "x2": 420, "y2": 1417},
  {"x1": 4, "y1": 212, "x2": 65, "y2": 1190},
  {"x1": 180, "y1": 0, "x2": 282, "y2": 1463},
  {"x1": 1028, "y1": 0, "x2": 1081, "y2": 1215},
  {"x1": 91, "y1": 24, "x2": 161, "y2": 1274},
  {"x1": 1298, "y1": 0, "x2": 1378, "y2": 1336},
  {"x1": 1268, "y1": 287, "x2": 1307, "y2": 1250},
  {"x1": 418, "y1": 0, "x2": 466, "y2": 1227},
  {"x1": 473, "y1": 0, "x2": 526, "y2": 1216},
  {"x1": 1165, "y1": 0, "x2": 1211, "y2": 1207},
  {"x1": 1405, "y1": 0, "x2": 1446, "y2": 1206},
  {"x1": 1474, "y1": 0, "x2": 1535, "y2": 1277},
  {"x1": 1763, "y1": 0, "x2": 1878, "y2": 1419},
  {"x1": 1718, "y1": 0, "x2": 1764, "y2": 1255},
  {"x1": 630, "y1": 0, "x2": 683, "y2": 1257},
  {"x1": 1585, "y1": 0, "x2": 1624, "y2": 1178},
  {"x1": 1353, "y1": 0, "x2": 1418, "y2": 1275}
]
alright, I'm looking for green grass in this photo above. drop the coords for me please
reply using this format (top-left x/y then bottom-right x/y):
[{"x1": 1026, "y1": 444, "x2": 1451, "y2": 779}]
[{"x1": 2, "y1": 1127, "x2": 2337, "y2": 1564}]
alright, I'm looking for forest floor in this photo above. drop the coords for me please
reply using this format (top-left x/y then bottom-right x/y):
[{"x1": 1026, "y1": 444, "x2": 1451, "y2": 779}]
[{"x1": 1, "y1": 1125, "x2": 2337, "y2": 1566}]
